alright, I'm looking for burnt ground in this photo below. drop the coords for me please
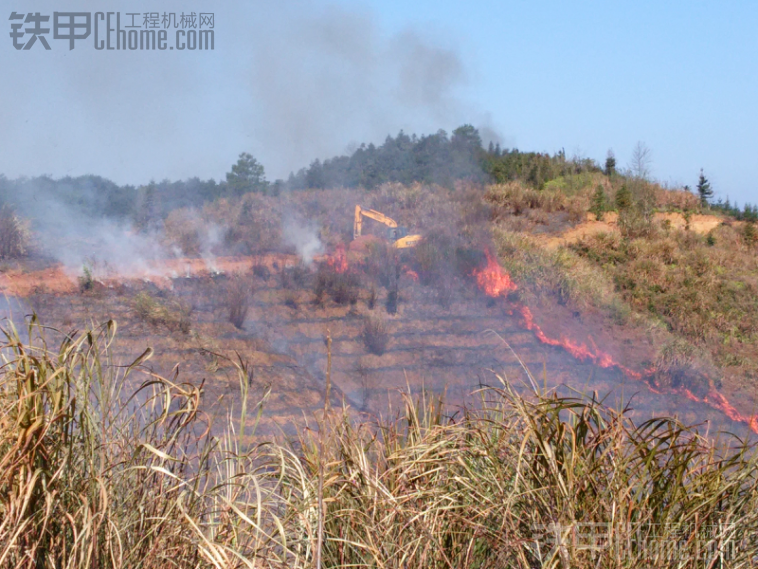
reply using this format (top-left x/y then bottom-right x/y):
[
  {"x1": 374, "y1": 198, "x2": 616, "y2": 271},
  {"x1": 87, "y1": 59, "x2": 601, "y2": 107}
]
[{"x1": 9, "y1": 256, "x2": 755, "y2": 442}]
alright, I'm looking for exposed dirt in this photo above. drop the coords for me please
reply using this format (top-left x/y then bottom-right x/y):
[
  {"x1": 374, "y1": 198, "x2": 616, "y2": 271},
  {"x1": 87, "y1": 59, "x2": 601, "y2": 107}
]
[{"x1": 539, "y1": 212, "x2": 727, "y2": 249}]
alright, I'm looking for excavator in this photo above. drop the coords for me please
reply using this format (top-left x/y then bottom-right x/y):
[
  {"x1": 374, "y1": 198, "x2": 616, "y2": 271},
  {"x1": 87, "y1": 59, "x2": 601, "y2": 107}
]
[{"x1": 353, "y1": 205, "x2": 422, "y2": 249}]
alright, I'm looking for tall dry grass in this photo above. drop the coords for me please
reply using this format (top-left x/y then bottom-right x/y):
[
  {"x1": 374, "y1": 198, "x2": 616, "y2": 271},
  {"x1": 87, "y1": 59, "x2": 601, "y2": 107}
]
[{"x1": 1, "y1": 318, "x2": 758, "y2": 568}]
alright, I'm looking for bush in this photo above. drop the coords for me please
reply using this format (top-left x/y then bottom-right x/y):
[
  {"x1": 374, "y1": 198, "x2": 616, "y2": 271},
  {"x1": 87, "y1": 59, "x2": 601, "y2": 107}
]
[
  {"x1": 226, "y1": 275, "x2": 251, "y2": 329},
  {"x1": 314, "y1": 264, "x2": 360, "y2": 305},
  {"x1": 252, "y1": 262, "x2": 271, "y2": 279},
  {"x1": 743, "y1": 221, "x2": 757, "y2": 246},
  {"x1": 280, "y1": 263, "x2": 309, "y2": 289},
  {"x1": 132, "y1": 291, "x2": 192, "y2": 333},
  {"x1": 362, "y1": 317, "x2": 389, "y2": 355}
]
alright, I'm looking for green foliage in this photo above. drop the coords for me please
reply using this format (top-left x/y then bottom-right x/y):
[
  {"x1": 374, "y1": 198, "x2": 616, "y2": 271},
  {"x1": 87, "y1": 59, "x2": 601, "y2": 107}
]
[
  {"x1": 77, "y1": 263, "x2": 94, "y2": 292},
  {"x1": 287, "y1": 125, "x2": 488, "y2": 190},
  {"x1": 743, "y1": 221, "x2": 757, "y2": 246},
  {"x1": 589, "y1": 184, "x2": 607, "y2": 221},
  {"x1": 614, "y1": 184, "x2": 633, "y2": 211},
  {"x1": 696, "y1": 168, "x2": 713, "y2": 206},
  {"x1": 572, "y1": 224, "x2": 758, "y2": 377},
  {"x1": 487, "y1": 148, "x2": 600, "y2": 189},
  {"x1": 604, "y1": 149, "x2": 616, "y2": 176},
  {"x1": 226, "y1": 152, "x2": 268, "y2": 195}
]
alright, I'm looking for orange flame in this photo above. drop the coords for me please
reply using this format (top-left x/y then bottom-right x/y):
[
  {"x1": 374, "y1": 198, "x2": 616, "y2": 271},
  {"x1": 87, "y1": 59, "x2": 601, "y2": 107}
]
[
  {"x1": 325, "y1": 244, "x2": 348, "y2": 274},
  {"x1": 518, "y1": 306, "x2": 642, "y2": 380},
  {"x1": 472, "y1": 250, "x2": 517, "y2": 298},
  {"x1": 475, "y1": 255, "x2": 758, "y2": 435},
  {"x1": 402, "y1": 265, "x2": 419, "y2": 282}
]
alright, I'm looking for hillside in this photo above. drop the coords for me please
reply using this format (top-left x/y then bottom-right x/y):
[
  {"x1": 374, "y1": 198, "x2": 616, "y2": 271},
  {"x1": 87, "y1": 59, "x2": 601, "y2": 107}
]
[{"x1": 2, "y1": 147, "x2": 758, "y2": 566}]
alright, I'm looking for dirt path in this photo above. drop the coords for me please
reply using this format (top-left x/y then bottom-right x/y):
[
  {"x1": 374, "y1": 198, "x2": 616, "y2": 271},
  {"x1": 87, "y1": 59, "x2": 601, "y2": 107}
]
[{"x1": 539, "y1": 212, "x2": 725, "y2": 249}]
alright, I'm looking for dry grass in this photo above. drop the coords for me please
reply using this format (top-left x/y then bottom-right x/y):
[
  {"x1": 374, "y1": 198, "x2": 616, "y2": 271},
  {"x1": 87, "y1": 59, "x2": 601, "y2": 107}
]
[
  {"x1": 571, "y1": 222, "x2": 758, "y2": 379},
  {"x1": 0, "y1": 205, "x2": 28, "y2": 259},
  {"x1": 132, "y1": 291, "x2": 193, "y2": 334},
  {"x1": 226, "y1": 274, "x2": 252, "y2": 329},
  {"x1": 361, "y1": 316, "x2": 389, "y2": 355},
  {"x1": 2, "y1": 320, "x2": 758, "y2": 568}
]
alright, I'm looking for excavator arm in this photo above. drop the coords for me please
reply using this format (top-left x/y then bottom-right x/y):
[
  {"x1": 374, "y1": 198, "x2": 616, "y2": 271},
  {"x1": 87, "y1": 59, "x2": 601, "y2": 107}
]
[
  {"x1": 353, "y1": 204, "x2": 422, "y2": 248},
  {"x1": 354, "y1": 205, "x2": 398, "y2": 239}
]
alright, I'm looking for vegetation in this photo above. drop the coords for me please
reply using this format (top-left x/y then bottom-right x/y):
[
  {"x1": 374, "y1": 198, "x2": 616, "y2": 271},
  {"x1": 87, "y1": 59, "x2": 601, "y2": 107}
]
[
  {"x1": 361, "y1": 316, "x2": 389, "y2": 355},
  {"x1": 572, "y1": 222, "x2": 758, "y2": 378},
  {"x1": 2, "y1": 322, "x2": 758, "y2": 568},
  {"x1": 132, "y1": 291, "x2": 192, "y2": 334},
  {"x1": 697, "y1": 169, "x2": 714, "y2": 206},
  {"x1": 226, "y1": 274, "x2": 252, "y2": 329},
  {"x1": 0, "y1": 205, "x2": 28, "y2": 259}
]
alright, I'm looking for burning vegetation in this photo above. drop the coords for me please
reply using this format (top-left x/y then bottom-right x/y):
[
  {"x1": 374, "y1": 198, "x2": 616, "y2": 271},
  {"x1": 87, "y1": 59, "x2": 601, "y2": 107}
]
[{"x1": 1, "y1": 127, "x2": 758, "y2": 566}]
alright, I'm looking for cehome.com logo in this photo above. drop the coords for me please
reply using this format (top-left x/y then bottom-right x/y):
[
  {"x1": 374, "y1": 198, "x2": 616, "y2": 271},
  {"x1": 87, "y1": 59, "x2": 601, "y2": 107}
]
[{"x1": 9, "y1": 12, "x2": 215, "y2": 51}]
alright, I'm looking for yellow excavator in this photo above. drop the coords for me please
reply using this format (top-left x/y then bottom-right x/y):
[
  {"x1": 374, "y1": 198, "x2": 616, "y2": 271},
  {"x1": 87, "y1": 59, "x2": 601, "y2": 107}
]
[{"x1": 353, "y1": 205, "x2": 422, "y2": 249}]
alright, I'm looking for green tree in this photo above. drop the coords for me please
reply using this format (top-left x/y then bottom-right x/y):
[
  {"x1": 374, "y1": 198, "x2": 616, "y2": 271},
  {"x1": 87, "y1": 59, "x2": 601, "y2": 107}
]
[
  {"x1": 696, "y1": 169, "x2": 713, "y2": 207},
  {"x1": 226, "y1": 153, "x2": 268, "y2": 196},
  {"x1": 590, "y1": 185, "x2": 607, "y2": 221},
  {"x1": 604, "y1": 150, "x2": 616, "y2": 176},
  {"x1": 615, "y1": 184, "x2": 633, "y2": 211}
]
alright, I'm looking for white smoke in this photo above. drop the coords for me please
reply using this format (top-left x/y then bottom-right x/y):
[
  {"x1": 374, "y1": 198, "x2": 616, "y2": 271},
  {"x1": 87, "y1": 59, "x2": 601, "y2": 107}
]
[{"x1": 282, "y1": 214, "x2": 323, "y2": 265}]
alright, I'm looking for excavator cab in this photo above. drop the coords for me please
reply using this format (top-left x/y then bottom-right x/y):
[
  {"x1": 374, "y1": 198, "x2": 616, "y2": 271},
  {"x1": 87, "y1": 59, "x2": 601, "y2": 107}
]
[
  {"x1": 354, "y1": 205, "x2": 421, "y2": 249},
  {"x1": 387, "y1": 226, "x2": 409, "y2": 240}
]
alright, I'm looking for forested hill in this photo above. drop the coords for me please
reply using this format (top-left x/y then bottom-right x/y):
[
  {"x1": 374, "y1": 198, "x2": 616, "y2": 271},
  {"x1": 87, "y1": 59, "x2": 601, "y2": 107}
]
[{"x1": 1, "y1": 125, "x2": 755, "y2": 224}]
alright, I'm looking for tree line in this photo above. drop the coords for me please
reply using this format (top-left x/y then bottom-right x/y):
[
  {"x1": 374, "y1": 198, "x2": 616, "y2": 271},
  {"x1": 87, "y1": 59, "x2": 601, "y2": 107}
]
[{"x1": 0, "y1": 126, "x2": 755, "y2": 226}]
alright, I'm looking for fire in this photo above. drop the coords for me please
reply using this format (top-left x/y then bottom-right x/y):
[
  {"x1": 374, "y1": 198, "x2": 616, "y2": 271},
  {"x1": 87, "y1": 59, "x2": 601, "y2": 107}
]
[
  {"x1": 325, "y1": 244, "x2": 348, "y2": 274},
  {"x1": 402, "y1": 265, "x2": 419, "y2": 282},
  {"x1": 518, "y1": 306, "x2": 642, "y2": 380},
  {"x1": 472, "y1": 250, "x2": 517, "y2": 298},
  {"x1": 474, "y1": 252, "x2": 758, "y2": 435}
]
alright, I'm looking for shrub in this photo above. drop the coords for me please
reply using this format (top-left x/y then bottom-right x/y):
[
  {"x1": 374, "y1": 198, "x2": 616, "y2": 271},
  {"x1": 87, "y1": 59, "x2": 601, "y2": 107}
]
[
  {"x1": 284, "y1": 293, "x2": 298, "y2": 309},
  {"x1": 280, "y1": 263, "x2": 309, "y2": 289},
  {"x1": 589, "y1": 184, "x2": 607, "y2": 221},
  {"x1": 367, "y1": 286, "x2": 377, "y2": 310},
  {"x1": 132, "y1": 291, "x2": 192, "y2": 333},
  {"x1": 743, "y1": 221, "x2": 757, "y2": 246},
  {"x1": 78, "y1": 264, "x2": 94, "y2": 292},
  {"x1": 314, "y1": 263, "x2": 360, "y2": 305},
  {"x1": 362, "y1": 317, "x2": 389, "y2": 355},
  {"x1": 252, "y1": 262, "x2": 271, "y2": 279},
  {"x1": 226, "y1": 275, "x2": 251, "y2": 329}
]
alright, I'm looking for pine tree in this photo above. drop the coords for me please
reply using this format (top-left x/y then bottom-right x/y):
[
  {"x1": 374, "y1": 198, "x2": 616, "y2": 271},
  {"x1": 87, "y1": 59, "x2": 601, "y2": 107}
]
[
  {"x1": 696, "y1": 169, "x2": 713, "y2": 207},
  {"x1": 604, "y1": 150, "x2": 616, "y2": 176},
  {"x1": 615, "y1": 184, "x2": 632, "y2": 211},
  {"x1": 226, "y1": 153, "x2": 268, "y2": 196},
  {"x1": 590, "y1": 185, "x2": 607, "y2": 221}
]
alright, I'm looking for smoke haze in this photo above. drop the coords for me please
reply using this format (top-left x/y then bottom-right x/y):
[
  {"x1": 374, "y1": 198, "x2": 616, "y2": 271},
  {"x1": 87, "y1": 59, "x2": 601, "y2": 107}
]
[{"x1": 0, "y1": 1, "x2": 491, "y2": 185}]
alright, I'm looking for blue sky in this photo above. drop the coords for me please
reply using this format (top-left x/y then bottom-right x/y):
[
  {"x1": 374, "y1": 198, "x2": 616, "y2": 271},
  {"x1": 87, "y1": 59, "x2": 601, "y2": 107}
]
[
  {"x1": 1, "y1": 1, "x2": 756, "y2": 204},
  {"x1": 362, "y1": 0, "x2": 758, "y2": 203}
]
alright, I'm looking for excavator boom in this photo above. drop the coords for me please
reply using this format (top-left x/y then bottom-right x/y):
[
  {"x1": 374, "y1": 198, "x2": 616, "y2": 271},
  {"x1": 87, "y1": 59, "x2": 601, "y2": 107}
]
[
  {"x1": 354, "y1": 205, "x2": 398, "y2": 239},
  {"x1": 353, "y1": 204, "x2": 422, "y2": 248}
]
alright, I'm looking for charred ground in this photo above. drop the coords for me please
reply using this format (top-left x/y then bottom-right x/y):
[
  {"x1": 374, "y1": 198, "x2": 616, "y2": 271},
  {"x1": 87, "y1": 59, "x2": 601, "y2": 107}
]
[{"x1": 1, "y1": 171, "x2": 756, "y2": 439}]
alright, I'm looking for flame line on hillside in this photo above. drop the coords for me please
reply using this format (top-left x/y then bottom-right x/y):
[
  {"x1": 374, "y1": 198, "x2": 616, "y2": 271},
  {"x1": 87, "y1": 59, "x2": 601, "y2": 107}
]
[{"x1": 473, "y1": 249, "x2": 758, "y2": 435}]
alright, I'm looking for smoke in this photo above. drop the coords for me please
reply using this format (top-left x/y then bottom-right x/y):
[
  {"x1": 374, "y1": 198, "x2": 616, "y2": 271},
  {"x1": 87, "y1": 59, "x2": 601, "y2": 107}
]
[
  {"x1": 245, "y1": 4, "x2": 471, "y2": 179},
  {"x1": 5, "y1": 179, "x2": 161, "y2": 276},
  {"x1": 282, "y1": 214, "x2": 324, "y2": 266},
  {"x1": 0, "y1": 1, "x2": 490, "y2": 185},
  {"x1": 199, "y1": 223, "x2": 224, "y2": 274}
]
